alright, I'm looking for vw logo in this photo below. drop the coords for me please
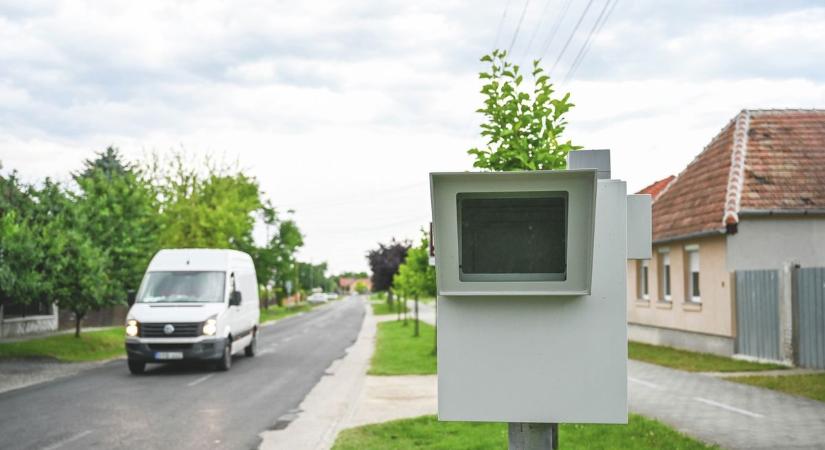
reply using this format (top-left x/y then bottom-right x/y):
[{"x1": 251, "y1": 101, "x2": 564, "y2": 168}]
[{"x1": 163, "y1": 324, "x2": 175, "y2": 335}]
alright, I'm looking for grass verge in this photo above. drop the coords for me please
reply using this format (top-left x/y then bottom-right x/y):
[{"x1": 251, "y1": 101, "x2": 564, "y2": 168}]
[
  {"x1": 0, "y1": 327, "x2": 125, "y2": 362},
  {"x1": 728, "y1": 373, "x2": 825, "y2": 403},
  {"x1": 369, "y1": 319, "x2": 436, "y2": 375},
  {"x1": 260, "y1": 302, "x2": 316, "y2": 323},
  {"x1": 333, "y1": 414, "x2": 718, "y2": 450},
  {"x1": 371, "y1": 301, "x2": 408, "y2": 316},
  {"x1": 629, "y1": 341, "x2": 786, "y2": 372}
]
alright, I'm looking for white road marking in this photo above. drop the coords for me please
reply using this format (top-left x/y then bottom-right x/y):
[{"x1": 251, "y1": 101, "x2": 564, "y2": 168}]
[
  {"x1": 282, "y1": 336, "x2": 294, "y2": 343},
  {"x1": 628, "y1": 376, "x2": 663, "y2": 390},
  {"x1": 187, "y1": 374, "x2": 214, "y2": 387},
  {"x1": 693, "y1": 397, "x2": 764, "y2": 418},
  {"x1": 43, "y1": 430, "x2": 93, "y2": 450},
  {"x1": 258, "y1": 349, "x2": 273, "y2": 355}
]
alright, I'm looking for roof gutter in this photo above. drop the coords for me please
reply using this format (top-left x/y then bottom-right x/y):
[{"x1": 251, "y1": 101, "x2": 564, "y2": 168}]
[
  {"x1": 739, "y1": 208, "x2": 825, "y2": 217},
  {"x1": 653, "y1": 228, "x2": 726, "y2": 245}
]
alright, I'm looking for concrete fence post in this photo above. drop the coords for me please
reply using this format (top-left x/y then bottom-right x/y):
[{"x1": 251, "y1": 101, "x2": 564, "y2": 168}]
[{"x1": 779, "y1": 261, "x2": 797, "y2": 365}]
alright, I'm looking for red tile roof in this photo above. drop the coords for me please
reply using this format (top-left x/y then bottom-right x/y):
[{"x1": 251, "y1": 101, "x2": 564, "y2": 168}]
[
  {"x1": 637, "y1": 175, "x2": 675, "y2": 200},
  {"x1": 653, "y1": 109, "x2": 825, "y2": 242}
]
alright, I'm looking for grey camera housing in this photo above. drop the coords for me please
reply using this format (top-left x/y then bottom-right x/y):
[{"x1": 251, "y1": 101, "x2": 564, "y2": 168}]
[{"x1": 430, "y1": 169, "x2": 597, "y2": 296}]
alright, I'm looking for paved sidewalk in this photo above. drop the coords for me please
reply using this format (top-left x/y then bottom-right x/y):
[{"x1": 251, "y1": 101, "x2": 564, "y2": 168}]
[
  {"x1": 630, "y1": 360, "x2": 825, "y2": 449},
  {"x1": 346, "y1": 375, "x2": 437, "y2": 427}
]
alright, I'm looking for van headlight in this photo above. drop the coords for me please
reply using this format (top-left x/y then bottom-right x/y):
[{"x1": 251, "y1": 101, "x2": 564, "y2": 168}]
[
  {"x1": 125, "y1": 319, "x2": 139, "y2": 337},
  {"x1": 202, "y1": 318, "x2": 217, "y2": 336}
]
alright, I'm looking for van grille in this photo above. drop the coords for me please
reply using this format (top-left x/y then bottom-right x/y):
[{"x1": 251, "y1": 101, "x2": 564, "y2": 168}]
[{"x1": 140, "y1": 323, "x2": 200, "y2": 338}]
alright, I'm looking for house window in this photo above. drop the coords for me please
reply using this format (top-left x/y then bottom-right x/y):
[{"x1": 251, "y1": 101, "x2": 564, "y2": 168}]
[
  {"x1": 659, "y1": 251, "x2": 671, "y2": 301},
  {"x1": 638, "y1": 260, "x2": 650, "y2": 300},
  {"x1": 686, "y1": 246, "x2": 700, "y2": 302}
]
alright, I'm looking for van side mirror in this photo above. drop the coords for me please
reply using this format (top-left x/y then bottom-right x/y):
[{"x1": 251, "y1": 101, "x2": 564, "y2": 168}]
[
  {"x1": 127, "y1": 290, "x2": 137, "y2": 307},
  {"x1": 229, "y1": 291, "x2": 242, "y2": 306}
]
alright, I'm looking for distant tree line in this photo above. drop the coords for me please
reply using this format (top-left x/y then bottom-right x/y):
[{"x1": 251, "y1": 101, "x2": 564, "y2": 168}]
[{"x1": 0, "y1": 148, "x2": 328, "y2": 336}]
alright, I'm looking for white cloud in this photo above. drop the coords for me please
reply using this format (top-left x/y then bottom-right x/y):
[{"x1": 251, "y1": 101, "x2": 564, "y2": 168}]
[{"x1": 1, "y1": 0, "x2": 824, "y2": 273}]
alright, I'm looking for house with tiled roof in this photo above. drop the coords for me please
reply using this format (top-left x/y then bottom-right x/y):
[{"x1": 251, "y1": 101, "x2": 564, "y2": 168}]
[
  {"x1": 637, "y1": 175, "x2": 675, "y2": 200},
  {"x1": 338, "y1": 277, "x2": 371, "y2": 293},
  {"x1": 627, "y1": 109, "x2": 825, "y2": 359}
]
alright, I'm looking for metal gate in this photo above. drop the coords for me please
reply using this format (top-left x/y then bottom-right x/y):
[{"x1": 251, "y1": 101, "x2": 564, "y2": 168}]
[
  {"x1": 796, "y1": 267, "x2": 825, "y2": 369},
  {"x1": 735, "y1": 270, "x2": 781, "y2": 361}
]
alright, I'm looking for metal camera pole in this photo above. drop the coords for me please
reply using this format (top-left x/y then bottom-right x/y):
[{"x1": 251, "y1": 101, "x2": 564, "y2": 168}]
[{"x1": 508, "y1": 423, "x2": 558, "y2": 450}]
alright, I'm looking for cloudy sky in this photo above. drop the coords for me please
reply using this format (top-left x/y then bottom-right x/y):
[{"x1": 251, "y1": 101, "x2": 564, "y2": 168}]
[{"x1": 2, "y1": 0, "x2": 824, "y2": 273}]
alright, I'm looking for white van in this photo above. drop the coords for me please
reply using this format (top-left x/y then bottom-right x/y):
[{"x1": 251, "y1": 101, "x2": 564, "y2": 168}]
[{"x1": 124, "y1": 249, "x2": 260, "y2": 374}]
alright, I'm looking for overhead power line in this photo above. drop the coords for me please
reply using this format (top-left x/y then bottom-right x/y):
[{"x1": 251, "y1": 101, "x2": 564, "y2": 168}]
[
  {"x1": 507, "y1": 0, "x2": 532, "y2": 53},
  {"x1": 563, "y1": 0, "x2": 619, "y2": 83},
  {"x1": 539, "y1": 0, "x2": 574, "y2": 62},
  {"x1": 522, "y1": 0, "x2": 555, "y2": 61},
  {"x1": 549, "y1": 0, "x2": 596, "y2": 76},
  {"x1": 493, "y1": 0, "x2": 514, "y2": 50}
]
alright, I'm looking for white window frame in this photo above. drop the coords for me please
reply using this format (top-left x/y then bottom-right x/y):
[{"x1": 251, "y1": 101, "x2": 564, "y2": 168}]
[
  {"x1": 685, "y1": 245, "x2": 701, "y2": 303},
  {"x1": 658, "y1": 248, "x2": 671, "y2": 302},
  {"x1": 639, "y1": 260, "x2": 650, "y2": 300}
]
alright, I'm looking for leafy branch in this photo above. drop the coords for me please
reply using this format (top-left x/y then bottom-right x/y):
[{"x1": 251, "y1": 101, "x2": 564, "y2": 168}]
[{"x1": 468, "y1": 49, "x2": 581, "y2": 171}]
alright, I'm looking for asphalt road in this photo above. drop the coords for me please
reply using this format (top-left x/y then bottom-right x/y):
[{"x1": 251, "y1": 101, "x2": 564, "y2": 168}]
[{"x1": 0, "y1": 296, "x2": 365, "y2": 450}]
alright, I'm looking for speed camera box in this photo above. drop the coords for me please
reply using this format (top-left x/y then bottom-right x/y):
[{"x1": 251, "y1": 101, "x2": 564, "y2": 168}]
[
  {"x1": 430, "y1": 167, "x2": 629, "y2": 424},
  {"x1": 430, "y1": 170, "x2": 597, "y2": 296}
]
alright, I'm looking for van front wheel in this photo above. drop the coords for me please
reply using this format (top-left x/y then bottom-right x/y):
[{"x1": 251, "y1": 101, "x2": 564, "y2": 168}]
[
  {"x1": 216, "y1": 340, "x2": 232, "y2": 371},
  {"x1": 128, "y1": 359, "x2": 145, "y2": 375},
  {"x1": 244, "y1": 331, "x2": 257, "y2": 357}
]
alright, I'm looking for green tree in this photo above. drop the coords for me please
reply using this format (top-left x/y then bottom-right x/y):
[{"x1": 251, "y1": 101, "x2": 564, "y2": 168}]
[
  {"x1": 0, "y1": 173, "x2": 46, "y2": 312},
  {"x1": 0, "y1": 171, "x2": 35, "y2": 217},
  {"x1": 74, "y1": 147, "x2": 160, "y2": 301},
  {"x1": 392, "y1": 267, "x2": 411, "y2": 324},
  {"x1": 30, "y1": 180, "x2": 116, "y2": 337},
  {"x1": 151, "y1": 153, "x2": 262, "y2": 249},
  {"x1": 297, "y1": 261, "x2": 331, "y2": 292},
  {"x1": 392, "y1": 233, "x2": 436, "y2": 337},
  {"x1": 43, "y1": 220, "x2": 111, "y2": 337},
  {"x1": 0, "y1": 211, "x2": 48, "y2": 311},
  {"x1": 353, "y1": 280, "x2": 369, "y2": 295},
  {"x1": 149, "y1": 151, "x2": 306, "y2": 307},
  {"x1": 468, "y1": 49, "x2": 581, "y2": 171},
  {"x1": 249, "y1": 204, "x2": 304, "y2": 306}
]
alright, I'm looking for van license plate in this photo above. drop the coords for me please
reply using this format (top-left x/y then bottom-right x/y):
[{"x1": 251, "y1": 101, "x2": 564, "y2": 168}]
[{"x1": 155, "y1": 352, "x2": 183, "y2": 360}]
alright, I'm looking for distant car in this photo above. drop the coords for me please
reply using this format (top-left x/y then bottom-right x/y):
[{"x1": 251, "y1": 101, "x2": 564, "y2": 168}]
[
  {"x1": 307, "y1": 293, "x2": 327, "y2": 304},
  {"x1": 325, "y1": 292, "x2": 339, "y2": 300}
]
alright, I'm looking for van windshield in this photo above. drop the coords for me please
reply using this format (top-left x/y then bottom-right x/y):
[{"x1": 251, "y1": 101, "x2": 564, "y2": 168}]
[{"x1": 137, "y1": 271, "x2": 226, "y2": 304}]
